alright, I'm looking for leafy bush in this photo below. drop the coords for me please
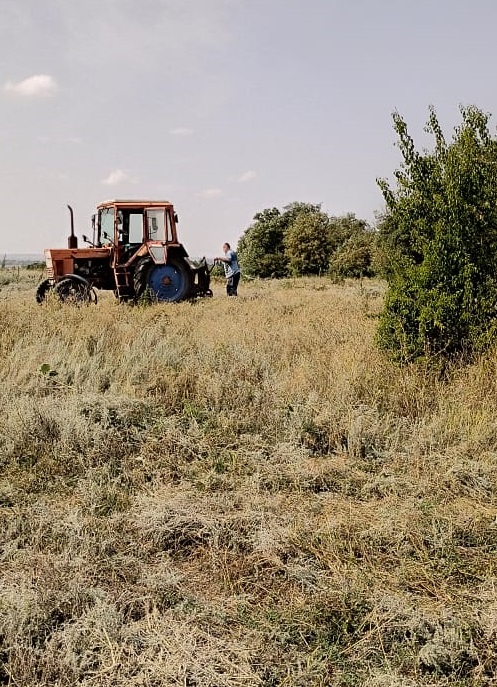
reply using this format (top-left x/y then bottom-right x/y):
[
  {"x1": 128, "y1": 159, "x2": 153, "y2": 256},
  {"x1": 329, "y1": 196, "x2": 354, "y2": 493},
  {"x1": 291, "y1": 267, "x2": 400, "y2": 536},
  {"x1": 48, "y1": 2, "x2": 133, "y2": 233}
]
[
  {"x1": 377, "y1": 105, "x2": 497, "y2": 362},
  {"x1": 329, "y1": 230, "x2": 377, "y2": 279},
  {"x1": 284, "y1": 211, "x2": 332, "y2": 275},
  {"x1": 237, "y1": 207, "x2": 290, "y2": 278}
]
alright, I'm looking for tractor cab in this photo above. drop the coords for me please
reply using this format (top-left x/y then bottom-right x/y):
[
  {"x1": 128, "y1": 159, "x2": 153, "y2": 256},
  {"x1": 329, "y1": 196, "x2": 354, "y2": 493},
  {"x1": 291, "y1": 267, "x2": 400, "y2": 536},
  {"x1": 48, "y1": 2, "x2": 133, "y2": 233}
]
[{"x1": 94, "y1": 199, "x2": 183, "y2": 267}]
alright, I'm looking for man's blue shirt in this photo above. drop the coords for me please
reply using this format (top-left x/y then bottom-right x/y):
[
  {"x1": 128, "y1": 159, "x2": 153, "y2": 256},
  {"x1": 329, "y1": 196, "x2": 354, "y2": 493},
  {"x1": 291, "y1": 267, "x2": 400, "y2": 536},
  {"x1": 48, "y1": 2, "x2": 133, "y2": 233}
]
[{"x1": 223, "y1": 250, "x2": 240, "y2": 278}]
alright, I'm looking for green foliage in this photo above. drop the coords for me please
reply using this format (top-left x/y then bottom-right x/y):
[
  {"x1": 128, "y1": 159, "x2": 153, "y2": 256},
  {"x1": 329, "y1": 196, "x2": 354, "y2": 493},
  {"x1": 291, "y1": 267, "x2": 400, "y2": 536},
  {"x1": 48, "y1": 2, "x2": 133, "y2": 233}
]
[
  {"x1": 237, "y1": 207, "x2": 289, "y2": 278},
  {"x1": 237, "y1": 203, "x2": 325, "y2": 278},
  {"x1": 377, "y1": 105, "x2": 497, "y2": 362},
  {"x1": 329, "y1": 230, "x2": 377, "y2": 279},
  {"x1": 329, "y1": 214, "x2": 368, "y2": 253},
  {"x1": 284, "y1": 211, "x2": 331, "y2": 275},
  {"x1": 209, "y1": 262, "x2": 225, "y2": 278},
  {"x1": 237, "y1": 203, "x2": 371, "y2": 279},
  {"x1": 40, "y1": 363, "x2": 58, "y2": 377},
  {"x1": 280, "y1": 201, "x2": 322, "y2": 225}
]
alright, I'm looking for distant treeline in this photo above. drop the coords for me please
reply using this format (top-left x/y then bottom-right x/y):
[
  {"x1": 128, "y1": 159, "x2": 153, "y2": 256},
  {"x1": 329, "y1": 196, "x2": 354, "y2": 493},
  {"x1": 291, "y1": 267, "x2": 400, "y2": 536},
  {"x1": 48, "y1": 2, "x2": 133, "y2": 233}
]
[
  {"x1": 236, "y1": 202, "x2": 378, "y2": 279},
  {"x1": 0, "y1": 255, "x2": 44, "y2": 269}
]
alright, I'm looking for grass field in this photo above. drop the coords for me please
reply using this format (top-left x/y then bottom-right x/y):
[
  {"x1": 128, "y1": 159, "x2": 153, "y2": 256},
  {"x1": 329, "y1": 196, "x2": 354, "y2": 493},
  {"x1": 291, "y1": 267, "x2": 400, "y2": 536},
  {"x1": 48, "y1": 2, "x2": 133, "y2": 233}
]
[{"x1": 0, "y1": 269, "x2": 496, "y2": 686}]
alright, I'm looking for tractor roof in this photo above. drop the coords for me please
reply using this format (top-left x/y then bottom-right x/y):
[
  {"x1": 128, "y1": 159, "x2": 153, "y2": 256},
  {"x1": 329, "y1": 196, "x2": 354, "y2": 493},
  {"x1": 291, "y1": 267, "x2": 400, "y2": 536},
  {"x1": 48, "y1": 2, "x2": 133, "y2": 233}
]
[{"x1": 97, "y1": 199, "x2": 174, "y2": 210}]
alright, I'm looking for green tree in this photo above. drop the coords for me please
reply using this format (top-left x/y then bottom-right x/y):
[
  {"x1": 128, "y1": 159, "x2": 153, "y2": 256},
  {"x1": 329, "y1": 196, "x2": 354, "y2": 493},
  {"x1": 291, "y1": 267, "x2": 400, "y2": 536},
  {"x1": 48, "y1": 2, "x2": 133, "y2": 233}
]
[
  {"x1": 237, "y1": 202, "x2": 322, "y2": 278},
  {"x1": 328, "y1": 214, "x2": 368, "y2": 253},
  {"x1": 281, "y1": 201, "x2": 322, "y2": 225},
  {"x1": 237, "y1": 208, "x2": 288, "y2": 278},
  {"x1": 238, "y1": 203, "x2": 370, "y2": 279},
  {"x1": 377, "y1": 105, "x2": 497, "y2": 362},
  {"x1": 329, "y1": 230, "x2": 377, "y2": 279},
  {"x1": 284, "y1": 209, "x2": 331, "y2": 275}
]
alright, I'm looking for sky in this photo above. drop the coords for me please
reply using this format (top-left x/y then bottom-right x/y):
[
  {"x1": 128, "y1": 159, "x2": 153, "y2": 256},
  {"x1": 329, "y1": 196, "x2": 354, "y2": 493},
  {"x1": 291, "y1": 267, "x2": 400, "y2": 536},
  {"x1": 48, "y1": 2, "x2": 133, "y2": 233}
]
[{"x1": 2, "y1": 0, "x2": 497, "y2": 256}]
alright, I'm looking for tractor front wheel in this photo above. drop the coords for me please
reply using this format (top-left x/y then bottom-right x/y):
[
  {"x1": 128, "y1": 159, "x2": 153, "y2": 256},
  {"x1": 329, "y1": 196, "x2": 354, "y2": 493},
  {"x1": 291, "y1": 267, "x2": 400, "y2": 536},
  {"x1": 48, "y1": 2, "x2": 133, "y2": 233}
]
[
  {"x1": 36, "y1": 279, "x2": 53, "y2": 303},
  {"x1": 54, "y1": 277, "x2": 97, "y2": 304},
  {"x1": 134, "y1": 257, "x2": 193, "y2": 303}
]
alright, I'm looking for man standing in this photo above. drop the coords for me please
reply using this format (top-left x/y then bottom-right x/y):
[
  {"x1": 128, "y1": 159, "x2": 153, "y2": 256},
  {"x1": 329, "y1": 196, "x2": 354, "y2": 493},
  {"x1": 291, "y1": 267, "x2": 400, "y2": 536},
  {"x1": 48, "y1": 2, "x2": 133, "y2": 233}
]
[{"x1": 215, "y1": 243, "x2": 241, "y2": 296}]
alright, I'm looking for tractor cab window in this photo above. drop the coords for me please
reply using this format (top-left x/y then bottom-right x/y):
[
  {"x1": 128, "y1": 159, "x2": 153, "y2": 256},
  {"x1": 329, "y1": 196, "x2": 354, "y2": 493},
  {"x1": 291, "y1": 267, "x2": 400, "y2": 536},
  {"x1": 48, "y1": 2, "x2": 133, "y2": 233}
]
[
  {"x1": 116, "y1": 210, "x2": 144, "y2": 246},
  {"x1": 99, "y1": 207, "x2": 115, "y2": 245},
  {"x1": 146, "y1": 208, "x2": 173, "y2": 242},
  {"x1": 165, "y1": 210, "x2": 173, "y2": 242},
  {"x1": 126, "y1": 211, "x2": 143, "y2": 244}
]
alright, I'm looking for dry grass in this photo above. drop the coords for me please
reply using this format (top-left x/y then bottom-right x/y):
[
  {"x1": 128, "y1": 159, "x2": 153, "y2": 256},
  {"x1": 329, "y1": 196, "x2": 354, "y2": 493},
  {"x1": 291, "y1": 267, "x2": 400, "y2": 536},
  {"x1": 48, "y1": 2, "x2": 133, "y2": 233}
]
[{"x1": 0, "y1": 273, "x2": 496, "y2": 685}]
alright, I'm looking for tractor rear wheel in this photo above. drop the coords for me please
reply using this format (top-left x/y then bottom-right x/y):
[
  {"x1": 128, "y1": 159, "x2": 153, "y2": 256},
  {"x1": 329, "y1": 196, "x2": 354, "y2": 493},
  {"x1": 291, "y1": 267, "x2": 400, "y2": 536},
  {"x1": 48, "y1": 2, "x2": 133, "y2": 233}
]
[
  {"x1": 134, "y1": 257, "x2": 193, "y2": 303},
  {"x1": 54, "y1": 277, "x2": 97, "y2": 304}
]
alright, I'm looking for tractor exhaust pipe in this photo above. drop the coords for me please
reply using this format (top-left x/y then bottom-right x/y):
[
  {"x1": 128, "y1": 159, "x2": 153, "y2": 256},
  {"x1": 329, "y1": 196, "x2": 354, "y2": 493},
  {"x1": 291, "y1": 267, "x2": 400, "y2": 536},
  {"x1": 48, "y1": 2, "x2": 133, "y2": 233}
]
[{"x1": 67, "y1": 204, "x2": 78, "y2": 249}]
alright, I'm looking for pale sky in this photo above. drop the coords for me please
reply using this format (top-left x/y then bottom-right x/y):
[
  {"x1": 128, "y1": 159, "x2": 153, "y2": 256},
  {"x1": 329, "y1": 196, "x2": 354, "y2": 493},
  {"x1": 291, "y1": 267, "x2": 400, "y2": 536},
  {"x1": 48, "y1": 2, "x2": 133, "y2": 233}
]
[{"x1": 2, "y1": 0, "x2": 497, "y2": 256}]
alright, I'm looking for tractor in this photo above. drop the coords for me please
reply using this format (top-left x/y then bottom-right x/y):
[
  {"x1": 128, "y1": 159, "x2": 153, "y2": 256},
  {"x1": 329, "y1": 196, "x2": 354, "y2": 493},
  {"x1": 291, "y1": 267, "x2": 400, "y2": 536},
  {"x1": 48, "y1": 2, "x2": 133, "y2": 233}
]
[{"x1": 36, "y1": 200, "x2": 212, "y2": 304}]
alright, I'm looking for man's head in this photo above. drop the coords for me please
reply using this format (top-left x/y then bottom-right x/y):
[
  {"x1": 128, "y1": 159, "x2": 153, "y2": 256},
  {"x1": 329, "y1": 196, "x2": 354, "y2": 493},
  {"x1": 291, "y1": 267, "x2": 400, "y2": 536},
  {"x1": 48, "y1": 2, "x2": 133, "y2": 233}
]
[{"x1": 223, "y1": 242, "x2": 230, "y2": 253}]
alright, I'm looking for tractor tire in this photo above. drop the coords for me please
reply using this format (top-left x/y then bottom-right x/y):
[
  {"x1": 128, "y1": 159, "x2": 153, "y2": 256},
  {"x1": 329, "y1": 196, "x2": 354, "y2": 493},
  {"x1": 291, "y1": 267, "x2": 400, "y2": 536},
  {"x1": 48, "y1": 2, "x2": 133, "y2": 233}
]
[
  {"x1": 36, "y1": 279, "x2": 53, "y2": 303},
  {"x1": 133, "y1": 257, "x2": 153, "y2": 301},
  {"x1": 54, "y1": 276, "x2": 97, "y2": 304},
  {"x1": 134, "y1": 256, "x2": 193, "y2": 303}
]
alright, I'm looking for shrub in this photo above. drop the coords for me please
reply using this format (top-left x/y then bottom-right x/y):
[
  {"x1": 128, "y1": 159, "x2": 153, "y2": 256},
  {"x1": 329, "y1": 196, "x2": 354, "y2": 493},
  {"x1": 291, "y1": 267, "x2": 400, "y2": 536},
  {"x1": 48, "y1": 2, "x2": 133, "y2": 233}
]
[
  {"x1": 329, "y1": 230, "x2": 377, "y2": 279},
  {"x1": 284, "y1": 211, "x2": 332, "y2": 275},
  {"x1": 377, "y1": 105, "x2": 497, "y2": 362}
]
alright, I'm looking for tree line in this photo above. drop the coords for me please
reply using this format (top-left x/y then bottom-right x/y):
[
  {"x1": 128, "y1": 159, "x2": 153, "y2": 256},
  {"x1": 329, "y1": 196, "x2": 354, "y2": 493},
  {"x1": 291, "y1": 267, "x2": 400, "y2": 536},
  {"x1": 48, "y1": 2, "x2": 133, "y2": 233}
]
[{"x1": 236, "y1": 202, "x2": 377, "y2": 280}]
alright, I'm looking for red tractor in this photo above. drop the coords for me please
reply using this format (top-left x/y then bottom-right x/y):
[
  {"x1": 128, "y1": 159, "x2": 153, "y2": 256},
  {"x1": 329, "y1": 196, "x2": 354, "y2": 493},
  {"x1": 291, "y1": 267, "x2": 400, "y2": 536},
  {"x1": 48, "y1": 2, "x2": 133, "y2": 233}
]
[{"x1": 36, "y1": 199, "x2": 212, "y2": 303}]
